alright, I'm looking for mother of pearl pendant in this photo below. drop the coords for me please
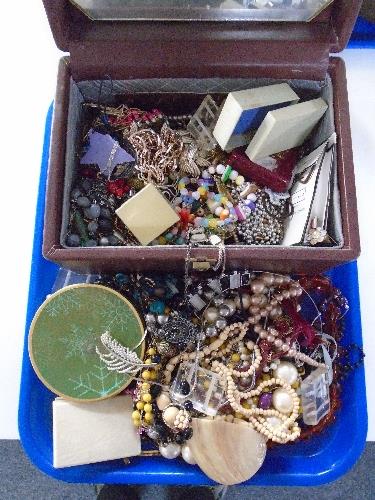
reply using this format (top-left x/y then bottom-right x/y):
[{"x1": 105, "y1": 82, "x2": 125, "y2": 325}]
[{"x1": 188, "y1": 418, "x2": 267, "y2": 485}]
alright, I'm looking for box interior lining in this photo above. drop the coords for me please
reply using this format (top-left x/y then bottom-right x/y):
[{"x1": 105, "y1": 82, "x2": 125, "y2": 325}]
[{"x1": 60, "y1": 77, "x2": 343, "y2": 249}]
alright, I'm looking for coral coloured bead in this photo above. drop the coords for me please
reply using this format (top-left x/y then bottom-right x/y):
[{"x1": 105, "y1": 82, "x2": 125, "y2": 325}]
[
  {"x1": 106, "y1": 178, "x2": 130, "y2": 198},
  {"x1": 220, "y1": 209, "x2": 230, "y2": 220}
]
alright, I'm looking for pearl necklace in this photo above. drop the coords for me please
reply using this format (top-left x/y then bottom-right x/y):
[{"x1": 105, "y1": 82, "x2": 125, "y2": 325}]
[
  {"x1": 212, "y1": 360, "x2": 301, "y2": 443},
  {"x1": 255, "y1": 324, "x2": 326, "y2": 369},
  {"x1": 163, "y1": 321, "x2": 249, "y2": 384}
]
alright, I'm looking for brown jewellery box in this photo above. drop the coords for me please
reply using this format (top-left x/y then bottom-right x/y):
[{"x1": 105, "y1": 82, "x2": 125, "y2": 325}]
[{"x1": 42, "y1": 0, "x2": 362, "y2": 274}]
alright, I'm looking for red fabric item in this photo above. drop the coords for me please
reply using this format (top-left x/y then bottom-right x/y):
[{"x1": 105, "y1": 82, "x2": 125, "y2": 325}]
[{"x1": 227, "y1": 147, "x2": 300, "y2": 192}]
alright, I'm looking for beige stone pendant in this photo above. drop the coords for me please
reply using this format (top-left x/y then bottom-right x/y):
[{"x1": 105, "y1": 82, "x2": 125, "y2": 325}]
[{"x1": 189, "y1": 418, "x2": 267, "y2": 485}]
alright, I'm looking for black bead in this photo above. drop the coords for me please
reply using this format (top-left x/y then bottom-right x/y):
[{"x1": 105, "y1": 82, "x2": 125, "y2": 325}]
[
  {"x1": 150, "y1": 384, "x2": 162, "y2": 398},
  {"x1": 98, "y1": 217, "x2": 113, "y2": 235},
  {"x1": 181, "y1": 428, "x2": 193, "y2": 440},
  {"x1": 175, "y1": 433, "x2": 185, "y2": 444},
  {"x1": 180, "y1": 380, "x2": 191, "y2": 396},
  {"x1": 154, "y1": 423, "x2": 170, "y2": 440},
  {"x1": 184, "y1": 400, "x2": 193, "y2": 411}
]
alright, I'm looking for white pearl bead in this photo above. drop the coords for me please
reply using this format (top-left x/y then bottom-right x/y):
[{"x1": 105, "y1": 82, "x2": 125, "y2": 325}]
[
  {"x1": 181, "y1": 444, "x2": 196, "y2": 465},
  {"x1": 208, "y1": 166, "x2": 216, "y2": 174},
  {"x1": 216, "y1": 163, "x2": 226, "y2": 175},
  {"x1": 159, "y1": 443, "x2": 181, "y2": 459},
  {"x1": 214, "y1": 206, "x2": 224, "y2": 216},
  {"x1": 163, "y1": 406, "x2": 180, "y2": 427},
  {"x1": 265, "y1": 416, "x2": 283, "y2": 429},
  {"x1": 247, "y1": 193, "x2": 257, "y2": 202},
  {"x1": 204, "y1": 307, "x2": 219, "y2": 323},
  {"x1": 229, "y1": 169, "x2": 239, "y2": 180},
  {"x1": 273, "y1": 361, "x2": 298, "y2": 385},
  {"x1": 234, "y1": 293, "x2": 251, "y2": 309},
  {"x1": 156, "y1": 393, "x2": 171, "y2": 411},
  {"x1": 251, "y1": 281, "x2": 265, "y2": 294},
  {"x1": 223, "y1": 299, "x2": 236, "y2": 315},
  {"x1": 272, "y1": 388, "x2": 294, "y2": 414}
]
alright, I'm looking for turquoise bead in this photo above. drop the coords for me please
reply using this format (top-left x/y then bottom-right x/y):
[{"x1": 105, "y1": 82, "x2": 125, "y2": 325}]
[{"x1": 149, "y1": 300, "x2": 166, "y2": 314}]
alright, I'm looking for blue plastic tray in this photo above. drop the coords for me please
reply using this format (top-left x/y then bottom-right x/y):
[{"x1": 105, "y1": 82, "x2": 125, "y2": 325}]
[
  {"x1": 18, "y1": 105, "x2": 367, "y2": 486},
  {"x1": 349, "y1": 16, "x2": 375, "y2": 48}
]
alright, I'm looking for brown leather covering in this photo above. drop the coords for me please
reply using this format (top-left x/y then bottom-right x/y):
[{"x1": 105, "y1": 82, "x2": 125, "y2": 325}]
[
  {"x1": 42, "y1": 56, "x2": 360, "y2": 274},
  {"x1": 42, "y1": 0, "x2": 363, "y2": 81}
]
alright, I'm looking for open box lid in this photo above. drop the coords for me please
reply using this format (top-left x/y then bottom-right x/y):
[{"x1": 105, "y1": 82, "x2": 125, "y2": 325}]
[{"x1": 42, "y1": 0, "x2": 362, "y2": 81}]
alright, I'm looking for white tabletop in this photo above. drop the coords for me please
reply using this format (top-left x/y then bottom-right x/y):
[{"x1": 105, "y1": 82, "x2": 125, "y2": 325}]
[{"x1": 1, "y1": 2, "x2": 374, "y2": 440}]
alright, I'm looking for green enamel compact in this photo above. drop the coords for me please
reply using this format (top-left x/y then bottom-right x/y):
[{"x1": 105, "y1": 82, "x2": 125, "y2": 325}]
[{"x1": 29, "y1": 284, "x2": 144, "y2": 402}]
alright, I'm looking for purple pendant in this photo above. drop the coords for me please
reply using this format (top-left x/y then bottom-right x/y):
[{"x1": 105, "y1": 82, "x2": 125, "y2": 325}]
[{"x1": 80, "y1": 130, "x2": 135, "y2": 178}]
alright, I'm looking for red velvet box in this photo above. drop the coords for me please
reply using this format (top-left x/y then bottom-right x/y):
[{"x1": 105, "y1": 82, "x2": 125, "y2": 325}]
[{"x1": 228, "y1": 148, "x2": 300, "y2": 193}]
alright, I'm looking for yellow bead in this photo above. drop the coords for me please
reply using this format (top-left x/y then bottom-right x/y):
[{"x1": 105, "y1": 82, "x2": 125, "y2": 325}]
[
  {"x1": 208, "y1": 219, "x2": 218, "y2": 229},
  {"x1": 145, "y1": 358, "x2": 152, "y2": 365},
  {"x1": 197, "y1": 186, "x2": 206, "y2": 195},
  {"x1": 292, "y1": 381, "x2": 299, "y2": 389},
  {"x1": 231, "y1": 353, "x2": 241, "y2": 362},
  {"x1": 136, "y1": 401, "x2": 144, "y2": 410},
  {"x1": 132, "y1": 410, "x2": 141, "y2": 420},
  {"x1": 147, "y1": 347, "x2": 156, "y2": 356},
  {"x1": 144, "y1": 413, "x2": 154, "y2": 424},
  {"x1": 221, "y1": 197, "x2": 228, "y2": 205},
  {"x1": 203, "y1": 380, "x2": 210, "y2": 390},
  {"x1": 144, "y1": 403, "x2": 152, "y2": 413},
  {"x1": 234, "y1": 412, "x2": 244, "y2": 419},
  {"x1": 158, "y1": 236, "x2": 167, "y2": 245},
  {"x1": 262, "y1": 374, "x2": 271, "y2": 381},
  {"x1": 252, "y1": 396, "x2": 259, "y2": 405},
  {"x1": 142, "y1": 382, "x2": 150, "y2": 390},
  {"x1": 242, "y1": 402, "x2": 251, "y2": 409},
  {"x1": 142, "y1": 370, "x2": 151, "y2": 380},
  {"x1": 133, "y1": 418, "x2": 141, "y2": 427},
  {"x1": 142, "y1": 393, "x2": 152, "y2": 403},
  {"x1": 149, "y1": 370, "x2": 158, "y2": 381}
]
